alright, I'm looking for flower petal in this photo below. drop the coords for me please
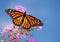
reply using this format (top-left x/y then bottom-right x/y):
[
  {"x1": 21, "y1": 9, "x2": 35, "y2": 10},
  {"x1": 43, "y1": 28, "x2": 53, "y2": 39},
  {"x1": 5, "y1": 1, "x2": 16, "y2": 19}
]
[{"x1": 15, "y1": 6, "x2": 27, "y2": 13}]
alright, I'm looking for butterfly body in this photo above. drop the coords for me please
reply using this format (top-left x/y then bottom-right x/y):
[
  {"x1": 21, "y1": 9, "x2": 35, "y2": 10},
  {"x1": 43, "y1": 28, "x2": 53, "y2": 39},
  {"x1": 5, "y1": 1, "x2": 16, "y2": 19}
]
[{"x1": 5, "y1": 9, "x2": 43, "y2": 29}]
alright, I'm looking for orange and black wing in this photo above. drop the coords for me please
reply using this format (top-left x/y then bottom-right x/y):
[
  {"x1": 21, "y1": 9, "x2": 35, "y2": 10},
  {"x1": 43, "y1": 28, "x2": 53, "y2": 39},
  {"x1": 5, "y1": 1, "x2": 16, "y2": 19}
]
[
  {"x1": 13, "y1": 16, "x2": 23, "y2": 26},
  {"x1": 26, "y1": 15, "x2": 43, "y2": 26},
  {"x1": 22, "y1": 17, "x2": 31, "y2": 29},
  {"x1": 5, "y1": 9, "x2": 23, "y2": 19},
  {"x1": 5, "y1": 9, "x2": 24, "y2": 25}
]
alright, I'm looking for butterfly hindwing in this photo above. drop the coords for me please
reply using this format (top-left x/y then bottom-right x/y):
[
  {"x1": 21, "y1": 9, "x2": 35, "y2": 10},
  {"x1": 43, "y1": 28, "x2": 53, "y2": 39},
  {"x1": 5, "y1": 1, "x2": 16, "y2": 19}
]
[
  {"x1": 22, "y1": 17, "x2": 31, "y2": 29},
  {"x1": 13, "y1": 16, "x2": 23, "y2": 26}
]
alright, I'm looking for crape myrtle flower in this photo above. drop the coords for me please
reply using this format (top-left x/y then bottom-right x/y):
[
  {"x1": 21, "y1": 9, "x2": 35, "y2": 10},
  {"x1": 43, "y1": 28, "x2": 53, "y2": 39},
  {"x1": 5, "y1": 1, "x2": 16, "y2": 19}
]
[
  {"x1": 36, "y1": 26, "x2": 42, "y2": 30},
  {"x1": 15, "y1": 6, "x2": 27, "y2": 13},
  {"x1": 26, "y1": 39, "x2": 37, "y2": 42}
]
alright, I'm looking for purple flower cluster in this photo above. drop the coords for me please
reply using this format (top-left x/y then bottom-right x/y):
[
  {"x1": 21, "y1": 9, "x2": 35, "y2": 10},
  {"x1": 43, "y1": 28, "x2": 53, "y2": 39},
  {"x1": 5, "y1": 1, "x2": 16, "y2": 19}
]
[
  {"x1": 27, "y1": 39, "x2": 37, "y2": 42},
  {"x1": 15, "y1": 6, "x2": 27, "y2": 13}
]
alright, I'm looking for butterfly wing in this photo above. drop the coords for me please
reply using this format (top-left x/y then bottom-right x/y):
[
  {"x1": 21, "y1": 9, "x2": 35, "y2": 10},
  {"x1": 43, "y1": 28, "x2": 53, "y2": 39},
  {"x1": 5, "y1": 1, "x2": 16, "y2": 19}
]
[
  {"x1": 5, "y1": 9, "x2": 23, "y2": 19},
  {"x1": 13, "y1": 16, "x2": 23, "y2": 25},
  {"x1": 26, "y1": 15, "x2": 43, "y2": 26},
  {"x1": 26, "y1": 15, "x2": 37, "y2": 26},
  {"x1": 22, "y1": 17, "x2": 31, "y2": 29},
  {"x1": 5, "y1": 9, "x2": 24, "y2": 25}
]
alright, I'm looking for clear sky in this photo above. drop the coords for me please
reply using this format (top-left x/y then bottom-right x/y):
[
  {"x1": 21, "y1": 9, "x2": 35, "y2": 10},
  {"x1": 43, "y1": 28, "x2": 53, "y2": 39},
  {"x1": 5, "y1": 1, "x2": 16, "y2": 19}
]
[{"x1": 0, "y1": 0, "x2": 60, "y2": 42}]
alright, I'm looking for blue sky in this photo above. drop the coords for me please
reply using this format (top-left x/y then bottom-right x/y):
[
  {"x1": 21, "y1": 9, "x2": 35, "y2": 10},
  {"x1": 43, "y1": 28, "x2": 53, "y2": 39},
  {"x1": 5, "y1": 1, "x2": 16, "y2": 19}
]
[{"x1": 0, "y1": 0, "x2": 60, "y2": 42}]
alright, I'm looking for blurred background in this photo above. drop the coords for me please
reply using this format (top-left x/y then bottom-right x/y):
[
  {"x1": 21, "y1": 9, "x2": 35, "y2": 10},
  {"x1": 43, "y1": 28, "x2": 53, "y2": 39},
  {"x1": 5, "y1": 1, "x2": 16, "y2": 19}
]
[{"x1": 0, "y1": 0, "x2": 60, "y2": 42}]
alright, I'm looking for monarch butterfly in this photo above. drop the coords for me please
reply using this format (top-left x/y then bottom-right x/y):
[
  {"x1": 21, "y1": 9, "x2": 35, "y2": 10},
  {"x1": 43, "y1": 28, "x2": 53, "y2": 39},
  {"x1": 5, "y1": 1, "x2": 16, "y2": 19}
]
[{"x1": 5, "y1": 9, "x2": 43, "y2": 29}]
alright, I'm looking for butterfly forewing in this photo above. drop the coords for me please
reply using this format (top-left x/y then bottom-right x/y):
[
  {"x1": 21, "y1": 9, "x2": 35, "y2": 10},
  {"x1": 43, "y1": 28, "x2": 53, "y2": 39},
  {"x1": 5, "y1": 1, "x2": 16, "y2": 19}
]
[
  {"x1": 26, "y1": 15, "x2": 37, "y2": 26},
  {"x1": 6, "y1": 9, "x2": 23, "y2": 19},
  {"x1": 26, "y1": 15, "x2": 43, "y2": 26},
  {"x1": 36, "y1": 19, "x2": 43, "y2": 26}
]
